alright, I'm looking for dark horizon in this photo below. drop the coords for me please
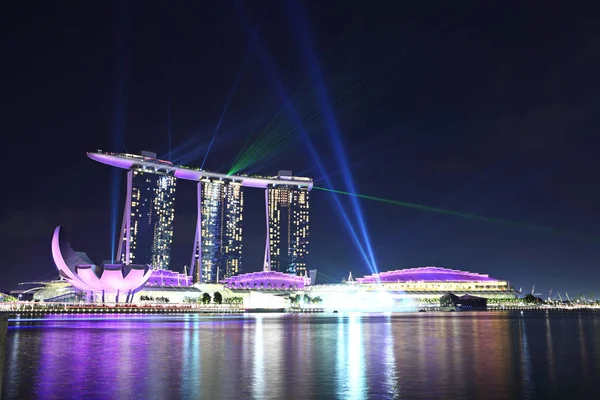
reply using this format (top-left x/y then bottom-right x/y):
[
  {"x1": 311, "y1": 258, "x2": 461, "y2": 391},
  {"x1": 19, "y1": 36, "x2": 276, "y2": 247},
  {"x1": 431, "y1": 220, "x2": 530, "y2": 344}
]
[{"x1": 2, "y1": 1, "x2": 600, "y2": 297}]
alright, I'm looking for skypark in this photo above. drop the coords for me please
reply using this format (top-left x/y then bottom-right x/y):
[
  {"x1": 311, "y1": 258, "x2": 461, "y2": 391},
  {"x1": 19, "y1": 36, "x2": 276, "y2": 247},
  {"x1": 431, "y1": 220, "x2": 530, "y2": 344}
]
[{"x1": 88, "y1": 151, "x2": 313, "y2": 190}]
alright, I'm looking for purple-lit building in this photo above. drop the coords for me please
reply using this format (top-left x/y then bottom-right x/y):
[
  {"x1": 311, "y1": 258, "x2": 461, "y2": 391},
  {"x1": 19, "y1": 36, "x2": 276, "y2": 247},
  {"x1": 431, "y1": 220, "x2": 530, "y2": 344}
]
[
  {"x1": 223, "y1": 271, "x2": 308, "y2": 290},
  {"x1": 357, "y1": 266, "x2": 498, "y2": 283},
  {"x1": 305, "y1": 266, "x2": 516, "y2": 311},
  {"x1": 88, "y1": 151, "x2": 314, "y2": 284},
  {"x1": 51, "y1": 226, "x2": 152, "y2": 302},
  {"x1": 146, "y1": 269, "x2": 192, "y2": 287},
  {"x1": 354, "y1": 266, "x2": 509, "y2": 293}
]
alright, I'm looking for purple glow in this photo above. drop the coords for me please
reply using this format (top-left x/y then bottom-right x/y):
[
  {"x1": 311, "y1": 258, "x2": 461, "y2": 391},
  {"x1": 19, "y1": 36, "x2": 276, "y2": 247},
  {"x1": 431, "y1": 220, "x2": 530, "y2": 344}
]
[
  {"x1": 356, "y1": 266, "x2": 499, "y2": 283},
  {"x1": 52, "y1": 226, "x2": 152, "y2": 294},
  {"x1": 88, "y1": 151, "x2": 313, "y2": 190},
  {"x1": 223, "y1": 271, "x2": 306, "y2": 290},
  {"x1": 87, "y1": 152, "x2": 134, "y2": 169},
  {"x1": 174, "y1": 168, "x2": 202, "y2": 180},
  {"x1": 75, "y1": 265, "x2": 105, "y2": 292},
  {"x1": 146, "y1": 268, "x2": 192, "y2": 287}
]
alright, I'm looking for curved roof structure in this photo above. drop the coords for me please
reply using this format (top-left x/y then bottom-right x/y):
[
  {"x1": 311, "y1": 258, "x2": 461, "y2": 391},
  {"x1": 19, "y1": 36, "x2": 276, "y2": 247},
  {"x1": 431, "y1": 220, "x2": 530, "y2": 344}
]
[
  {"x1": 88, "y1": 151, "x2": 313, "y2": 190},
  {"x1": 224, "y1": 271, "x2": 307, "y2": 290},
  {"x1": 356, "y1": 266, "x2": 499, "y2": 283},
  {"x1": 51, "y1": 226, "x2": 152, "y2": 294},
  {"x1": 146, "y1": 268, "x2": 192, "y2": 287}
]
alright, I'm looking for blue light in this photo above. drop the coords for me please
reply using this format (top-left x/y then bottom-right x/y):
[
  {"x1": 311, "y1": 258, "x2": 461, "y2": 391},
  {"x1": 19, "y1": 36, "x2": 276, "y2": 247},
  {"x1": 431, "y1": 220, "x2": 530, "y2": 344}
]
[
  {"x1": 283, "y1": 0, "x2": 378, "y2": 273},
  {"x1": 233, "y1": 0, "x2": 374, "y2": 273},
  {"x1": 109, "y1": 1, "x2": 131, "y2": 262},
  {"x1": 201, "y1": 50, "x2": 249, "y2": 170}
]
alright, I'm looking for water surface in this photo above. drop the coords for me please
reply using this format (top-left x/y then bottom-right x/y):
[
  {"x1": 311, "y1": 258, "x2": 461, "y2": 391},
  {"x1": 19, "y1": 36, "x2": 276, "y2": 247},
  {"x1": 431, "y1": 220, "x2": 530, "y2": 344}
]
[{"x1": 3, "y1": 311, "x2": 600, "y2": 399}]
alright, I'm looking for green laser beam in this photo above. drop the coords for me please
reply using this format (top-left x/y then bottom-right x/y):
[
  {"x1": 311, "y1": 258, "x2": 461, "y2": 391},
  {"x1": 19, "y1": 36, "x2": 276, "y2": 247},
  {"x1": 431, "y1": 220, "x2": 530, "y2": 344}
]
[
  {"x1": 234, "y1": 25, "x2": 450, "y2": 171},
  {"x1": 230, "y1": 80, "x2": 316, "y2": 174},
  {"x1": 231, "y1": 103, "x2": 272, "y2": 170},
  {"x1": 313, "y1": 186, "x2": 599, "y2": 242},
  {"x1": 230, "y1": 25, "x2": 365, "y2": 174}
]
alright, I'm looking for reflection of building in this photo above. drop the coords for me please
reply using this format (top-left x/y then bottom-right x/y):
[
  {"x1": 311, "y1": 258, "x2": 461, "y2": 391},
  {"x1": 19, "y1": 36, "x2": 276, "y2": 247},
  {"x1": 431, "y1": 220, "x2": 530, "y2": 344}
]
[
  {"x1": 117, "y1": 151, "x2": 176, "y2": 269},
  {"x1": 265, "y1": 171, "x2": 310, "y2": 276},
  {"x1": 191, "y1": 179, "x2": 243, "y2": 283}
]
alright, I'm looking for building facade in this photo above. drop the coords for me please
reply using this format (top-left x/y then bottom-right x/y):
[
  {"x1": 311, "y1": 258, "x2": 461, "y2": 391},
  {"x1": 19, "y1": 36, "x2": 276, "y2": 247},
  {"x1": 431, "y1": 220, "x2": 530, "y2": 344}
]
[
  {"x1": 89, "y1": 151, "x2": 313, "y2": 282},
  {"x1": 191, "y1": 179, "x2": 243, "y2": 283},
  {"x1": 265, "y1": 174, "x2": 310, "y2": 276},
  {"x1": 117, "y1": 165, "x2": 176, "y2": 269}
]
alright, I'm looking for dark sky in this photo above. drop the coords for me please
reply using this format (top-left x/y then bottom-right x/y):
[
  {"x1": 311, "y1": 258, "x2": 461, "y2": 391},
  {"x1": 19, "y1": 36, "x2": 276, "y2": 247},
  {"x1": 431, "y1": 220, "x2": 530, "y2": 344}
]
[{"x1": 2, "y1": 1, "x2": 599, "y2": 298}]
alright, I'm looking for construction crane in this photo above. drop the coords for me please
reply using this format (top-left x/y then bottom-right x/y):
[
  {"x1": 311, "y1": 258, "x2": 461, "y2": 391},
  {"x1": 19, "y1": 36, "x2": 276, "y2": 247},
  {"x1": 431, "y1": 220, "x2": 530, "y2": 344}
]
[
  {"x1": 531, "y1": 284, "x2": 542, "y2": 297},
  {"x1": 548, "y1": 287, "x2": 553, "y2": 302},
  {"x1": 566, "y1": 292, "x2": 572, "y2": 303},
  {"x1": 558, "y1": 292, "x2": 564, "y2": 302}
]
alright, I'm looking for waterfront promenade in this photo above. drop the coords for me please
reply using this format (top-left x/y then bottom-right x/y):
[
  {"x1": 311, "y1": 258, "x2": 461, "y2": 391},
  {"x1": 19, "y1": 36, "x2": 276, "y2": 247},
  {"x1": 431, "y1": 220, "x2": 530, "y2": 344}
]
[
  {"x1": 0, "y1": 302, "x2": 245, "y2": 316},
  {"x1": 2, "y1": 301, "x2": 599, "y2": 316}
]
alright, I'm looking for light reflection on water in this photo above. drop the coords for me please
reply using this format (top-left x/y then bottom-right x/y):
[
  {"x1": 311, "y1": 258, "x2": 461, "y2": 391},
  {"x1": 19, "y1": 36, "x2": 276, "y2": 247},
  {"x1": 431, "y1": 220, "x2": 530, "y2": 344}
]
[{"x1": 3, "y1": 312, "x2": 600, "y2": 399}]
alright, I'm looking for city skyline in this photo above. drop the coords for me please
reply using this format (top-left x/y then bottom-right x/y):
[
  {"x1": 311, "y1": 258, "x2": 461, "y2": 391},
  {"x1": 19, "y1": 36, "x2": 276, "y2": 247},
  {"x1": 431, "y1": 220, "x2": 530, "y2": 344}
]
[{"x1": 2, "y1": 1, "x2": 599, "y2": 297}]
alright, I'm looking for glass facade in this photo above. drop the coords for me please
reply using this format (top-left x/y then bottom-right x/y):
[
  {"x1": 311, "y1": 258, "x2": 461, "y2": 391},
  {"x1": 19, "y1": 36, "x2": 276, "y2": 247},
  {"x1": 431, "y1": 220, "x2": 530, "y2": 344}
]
[
  {"x1": 194, "y1": 179, "x2": 243, "y2": 283},
  {"x1": 266, "y1": 186, "x2": 310, "y2": 275},
  {"x1": 118, "y1": 169, "x2": 176, "y2": 269}
]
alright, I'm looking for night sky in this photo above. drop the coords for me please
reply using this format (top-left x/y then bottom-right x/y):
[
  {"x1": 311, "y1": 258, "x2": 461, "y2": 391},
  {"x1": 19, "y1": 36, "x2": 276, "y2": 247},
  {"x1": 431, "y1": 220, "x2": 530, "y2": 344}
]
[{"x1": 2, "y1": 1, "x2": 599, "y2": 298}]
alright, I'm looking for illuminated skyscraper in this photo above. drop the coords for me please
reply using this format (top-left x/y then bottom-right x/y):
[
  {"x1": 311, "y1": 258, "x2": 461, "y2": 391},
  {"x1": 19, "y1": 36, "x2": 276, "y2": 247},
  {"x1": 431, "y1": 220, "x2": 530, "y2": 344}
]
[
  {"x1": 117, "y1": 154, "x2": 176, "y2": 269},
  {"x1": 88, "y1": 151, "x2": 312, "y2": 282},
  {"x1": 265, "y1": 171, "x2": 310, "y2": 275},
  {"x1": 190, "y1": 179, "x2": 243, "y2": 283}
]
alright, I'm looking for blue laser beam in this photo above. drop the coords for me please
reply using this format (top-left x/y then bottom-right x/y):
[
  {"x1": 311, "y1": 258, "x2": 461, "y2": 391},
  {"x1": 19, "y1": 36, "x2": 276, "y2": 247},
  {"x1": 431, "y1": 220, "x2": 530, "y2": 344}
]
[
  {"x1": 285, "y1": 0, "x2": 378, "y2": 273},
  {"x1": 201, "y1": 49, "x2": 249, "y2": 170},
  {"x1": 109, "y1": 0, "x2": 131, "y2": 262},
  {"x1": 234, "y1": 0, "x2": 376, "y2": 274}
]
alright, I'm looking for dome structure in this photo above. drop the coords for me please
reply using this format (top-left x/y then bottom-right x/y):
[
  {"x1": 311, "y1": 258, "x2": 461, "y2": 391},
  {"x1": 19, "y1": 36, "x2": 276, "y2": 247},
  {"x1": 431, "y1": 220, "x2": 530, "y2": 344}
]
[
  {"x1": 356, "y1": 266, "x2": 498, "y2": 284},
  {"x1": 51, "y1": 226, "x2": 152, "y2": 296},
  {"x1": 223, "y1": 271, "x2": 307, "y2": 290}
]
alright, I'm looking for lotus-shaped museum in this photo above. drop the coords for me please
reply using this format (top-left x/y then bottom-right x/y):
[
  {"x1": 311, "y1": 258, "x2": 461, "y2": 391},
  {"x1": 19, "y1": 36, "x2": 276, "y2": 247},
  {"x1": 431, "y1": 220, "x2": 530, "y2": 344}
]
[{"x1": 51, "y1": 226, "x2": 152, "y2": 299}]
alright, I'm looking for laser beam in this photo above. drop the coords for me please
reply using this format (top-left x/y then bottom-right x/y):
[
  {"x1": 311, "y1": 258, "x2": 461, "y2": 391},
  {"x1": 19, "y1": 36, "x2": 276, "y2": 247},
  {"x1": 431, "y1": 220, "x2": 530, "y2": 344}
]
[
  {"x1": 313, "y1": 186, "x2": 598, "y2": 242},
  {"x1": 201, "y1": 50, "x2": 248, "y2": 170},
  {"x1": 109, "y1": 0, "x2": 131, "y2": 262},
  {"x1": 285, "y1": 0, "x2": 378, "y2": 272},
  {"x1": 233, "y1": 0, "x2": 375, "y2": 271},
  {"x1": 238, "y1": 19, "x2": 451, "y2": 167},
  {"x1": 229, "y1": 23, "x2": 363, "y2": 175}
]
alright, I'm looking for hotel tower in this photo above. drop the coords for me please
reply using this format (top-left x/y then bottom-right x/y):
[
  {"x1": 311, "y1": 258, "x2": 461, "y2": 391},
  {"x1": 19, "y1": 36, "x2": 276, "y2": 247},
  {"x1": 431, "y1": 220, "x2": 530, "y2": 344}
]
[
  {"x1": 264, "y1": 171, "x2": 310, "y2": 276},
  {"x1": 190, "y1": 179, "x2": 244, "y2": 283},
  {"x1": 116, "y1": 151, "x2": 176, "y2": 269},
  {"x1": 88, "y1": 151, "x2": 312, "y2": 282}
]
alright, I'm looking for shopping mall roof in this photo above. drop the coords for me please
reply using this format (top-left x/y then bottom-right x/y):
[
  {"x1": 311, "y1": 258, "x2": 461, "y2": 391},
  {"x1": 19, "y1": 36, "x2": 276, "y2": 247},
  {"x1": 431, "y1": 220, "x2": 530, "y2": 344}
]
[{"x1": 356, "y1": 266, "x2": 500, "y2": 283}]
